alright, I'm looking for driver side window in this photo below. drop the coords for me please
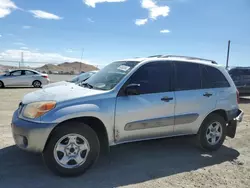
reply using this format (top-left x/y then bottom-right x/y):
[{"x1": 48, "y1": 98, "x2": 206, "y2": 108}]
[{"x1": 127, "y1": 61, "x2": 173, "y2": 94}]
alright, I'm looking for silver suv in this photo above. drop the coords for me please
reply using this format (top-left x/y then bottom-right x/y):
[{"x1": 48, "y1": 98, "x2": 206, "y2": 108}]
[{"x1": 11, "y1": 55, "x2": 244, "y2": 176}]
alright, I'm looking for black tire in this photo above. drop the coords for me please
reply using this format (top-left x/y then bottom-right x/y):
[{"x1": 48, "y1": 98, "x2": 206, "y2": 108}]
[
  {"x1": 0, "y1": 81, "x2": 4, "y2": 88},
  {"x1": 32, "y1": 80, "x2": 41, "y2": 88},
  {"x1": 43, "y1": 122, "x2": 100, "y2": 177},
  {"x1": 197, "y1": 114, "x2": 226, "y2": 151}
]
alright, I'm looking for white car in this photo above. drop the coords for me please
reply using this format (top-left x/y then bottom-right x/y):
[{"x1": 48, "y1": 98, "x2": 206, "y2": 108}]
[
  {"x1": 0, "y1": 69, "x2": 49, "y2": 88},
  {"x1": 43, "y1": 70, "x2": 98, "y2": 89}
]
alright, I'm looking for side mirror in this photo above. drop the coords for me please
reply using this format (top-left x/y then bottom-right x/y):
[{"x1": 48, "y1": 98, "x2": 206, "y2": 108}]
[
  {"x1": 125, "y1": 83, "x2": 140, "y2": 95},
  {"x1": 5, "y1": 72, "x2": 10, "y2": 76}
]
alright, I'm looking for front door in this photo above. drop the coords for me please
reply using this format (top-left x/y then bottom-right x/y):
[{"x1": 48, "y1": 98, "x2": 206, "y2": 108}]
[
  {"x1": 115, "y1": 61, "x2": 175, "y2": 143},
  {"x1": 4, "y1": 70, "x2": 23, "y2": 86}
]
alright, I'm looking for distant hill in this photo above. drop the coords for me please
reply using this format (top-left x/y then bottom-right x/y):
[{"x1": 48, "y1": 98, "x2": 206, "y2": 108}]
[{"x1": 0, "y1": 62, "x2": 99, "y2": 74}]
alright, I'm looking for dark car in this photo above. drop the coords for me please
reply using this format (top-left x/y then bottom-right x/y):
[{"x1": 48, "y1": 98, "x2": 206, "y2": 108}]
[{"x1": 228, "y1": 67, "x2": 250, "y2": 95}]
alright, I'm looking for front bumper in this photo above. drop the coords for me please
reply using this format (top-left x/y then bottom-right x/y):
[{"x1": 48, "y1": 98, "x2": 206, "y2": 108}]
[
  {"x1": 227, "y1": 109, "x2": 244, "y2": 138},
  {"x1": 11, "y1": 110, "x2": 56, "y2": 153}
]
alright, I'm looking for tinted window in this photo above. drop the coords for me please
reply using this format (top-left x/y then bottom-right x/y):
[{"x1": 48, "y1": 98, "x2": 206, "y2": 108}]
[
  {"x1": 175, "y1": 62, "x2": 201, "y2": 91},
  {"x1": 241, "y1": 69, "x2": 250, "y2": 80},
  {"x1": 127, "y1": 62, "x2": 172, "y2": 94},
  {"x1": 11, "y1": 71, "x2": 22, "y2": 76},
  {"x1": 25, "y1": 71, "x2": 36, "y2": 75},
  {"x1": 202, "y1": 65, "x2": 230, "y2": 88}
]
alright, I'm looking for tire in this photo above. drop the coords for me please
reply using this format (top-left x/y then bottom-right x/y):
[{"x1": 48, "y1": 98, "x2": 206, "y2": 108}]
[
  {"x1": 32, "y1": 80, "x2": 41, "y2": 88},
  {"x1": 0, "y1": 81, "x2": 4, "y2": 88},
  {"x1": 197, "y1": 114, "x2": 226, "y2": 151},
  {"x1": 43, "y1": 122, "x2": 100, "y2": 177}
]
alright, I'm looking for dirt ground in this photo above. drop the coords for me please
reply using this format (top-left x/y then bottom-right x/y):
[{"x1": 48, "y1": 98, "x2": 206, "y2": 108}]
[{"x1": 0, "y1": 88, "x2": 250, "y2": 188}]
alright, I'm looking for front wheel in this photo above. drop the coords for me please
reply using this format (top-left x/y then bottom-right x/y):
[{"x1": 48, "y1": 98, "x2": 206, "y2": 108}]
[
  {"x1": 0, "y1": 81, "x2": 4, "y2": 88},
  {"x1": 43, "y1": 123, "x2": 100, "y2": 176},
  {"x1": 197, "y1": 114, "x2": 226, "y2": 151}
]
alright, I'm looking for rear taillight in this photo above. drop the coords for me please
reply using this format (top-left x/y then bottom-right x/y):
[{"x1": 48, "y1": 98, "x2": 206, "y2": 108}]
[
  {"x1": 42, "y1": 75, "x2": 48, "y2": 78},
  {"x1": 236, "y1": 90, "x2": 240, "y2": 104}
]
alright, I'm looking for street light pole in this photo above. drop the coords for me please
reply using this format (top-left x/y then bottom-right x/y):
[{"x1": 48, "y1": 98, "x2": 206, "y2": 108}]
[{"x1": 80, "y1": 48, "x2": 84, "y2": 72}]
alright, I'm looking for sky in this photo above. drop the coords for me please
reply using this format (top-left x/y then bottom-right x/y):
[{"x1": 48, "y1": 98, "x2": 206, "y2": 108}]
[{"x1": 0, "y1": 0, "x2": 250, "y2": 68}]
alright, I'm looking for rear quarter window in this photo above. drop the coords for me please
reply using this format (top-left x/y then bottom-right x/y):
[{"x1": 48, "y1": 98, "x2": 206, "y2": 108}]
[{"x1": 201, "y1": 65, "x2": 230, "y2": 88}]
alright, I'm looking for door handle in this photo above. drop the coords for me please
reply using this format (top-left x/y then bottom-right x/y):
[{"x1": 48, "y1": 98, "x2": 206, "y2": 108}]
[
  {"x1": 203, "y1": 92, "x2": 213, "y2": 97},
  {"x1": 161, "y1": 96, "x2": 173, "y2": 102}
]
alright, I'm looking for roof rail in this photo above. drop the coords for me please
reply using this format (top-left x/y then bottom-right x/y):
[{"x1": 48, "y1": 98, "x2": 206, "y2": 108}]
[
  {"x1": 148, "y1": 55, "x2": 163, "y2": 58},
  {"x1": 161, "y1": 55, "x2": 217, "y2": 64}
]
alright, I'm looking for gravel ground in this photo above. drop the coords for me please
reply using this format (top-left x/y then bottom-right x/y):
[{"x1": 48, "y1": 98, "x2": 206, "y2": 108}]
[{"x1": 0, "y1": 88, "x2": 250, "y2": 188}]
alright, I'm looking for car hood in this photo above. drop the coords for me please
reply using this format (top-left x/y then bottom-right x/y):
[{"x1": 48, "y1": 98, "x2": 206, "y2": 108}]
[
  {"x1": 42, "y1": 81, "x2": 71, "y2": 89},
  {"x1": 22, "y1": 84, "x2": 106, "y2": 104}
]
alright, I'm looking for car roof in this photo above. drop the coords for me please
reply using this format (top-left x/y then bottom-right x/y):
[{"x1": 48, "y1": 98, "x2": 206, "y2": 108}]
[
  {"x1": 122, "y1": 56, "x2": 220, "y2": 67},
  {"x1": 11, "y1": 69, "x2": 39, "y2": 72}
]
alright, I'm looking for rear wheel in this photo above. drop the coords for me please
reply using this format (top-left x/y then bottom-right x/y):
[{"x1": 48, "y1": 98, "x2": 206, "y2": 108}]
[
  {"x1": 43, "y1": 123, "x2": 100, "y2": 176},
  {"x1": 32, "y1": 80, "x2": 41, "y2": 88},
  {"x1": 197, "y1": 114, "x2": 226, "y2": 151},
  {"x1": 0, "y1": 81, "x2": 4, "y2": 88}
]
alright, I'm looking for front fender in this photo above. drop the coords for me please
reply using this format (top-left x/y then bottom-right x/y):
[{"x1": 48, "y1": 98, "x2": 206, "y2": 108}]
[
  {"x1": 41, "y1": 99, "x2": 116, "y2": 145},
  {"x1": 49, "y1": 103, "x2": 102, "y2": 123}
]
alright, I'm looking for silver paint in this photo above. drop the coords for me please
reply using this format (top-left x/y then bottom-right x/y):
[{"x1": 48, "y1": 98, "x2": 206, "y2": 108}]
[{"x1": 11, "y1": 58, "x2": 242, "y2": 154}]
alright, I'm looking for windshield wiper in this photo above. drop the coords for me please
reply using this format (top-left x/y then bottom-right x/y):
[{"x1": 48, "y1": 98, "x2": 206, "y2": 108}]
[{"x1": 81, "y1": 82, "x2": 93, "y2": 89}]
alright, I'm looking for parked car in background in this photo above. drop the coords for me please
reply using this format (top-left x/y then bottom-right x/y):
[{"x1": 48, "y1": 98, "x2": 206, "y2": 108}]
[
  {"x1": 43, "y1": 70, "x2": 98, "y2": 89},
  {"x1": 0, "y1": 69, "x2": 49, "y2": 88},
  {"x1": 12, "y1": 56, "x2": 243, "y2": 176},
  {"x1": 228, "y1": 67, "x2": 250, "y2": 95}
]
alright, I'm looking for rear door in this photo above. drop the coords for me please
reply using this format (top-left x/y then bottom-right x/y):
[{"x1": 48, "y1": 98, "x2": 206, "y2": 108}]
[
  {"x1": 173, "y1": 62, "x2": 217, "y2": 135},
  {"x1": 240, "y1": 69, "x2": 250, "y2": 94},
  {"x1": 23, "y1": 70, "x2": 37, "y2": 86}
]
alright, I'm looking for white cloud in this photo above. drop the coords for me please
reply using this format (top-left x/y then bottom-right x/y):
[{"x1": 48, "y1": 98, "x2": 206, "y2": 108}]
[
  {"x1": 0, "y1": 34, "x2": 2, "y2": 37},
  {"x1": 29, "y1": 10, "x2": 63, "y2": 20},
  {"x1": 65, "y1": 49, "x2": 74, "y2": 53},
  {"x1": 0, "y1": 49, "x2": 87, "y2": 64},
  {"x1": 84, "y1": 0, "x2": 126, "y2": 8},
  {"x1": 22, "y1": 25, "x2": 32, "y2": 29},
  {"x1": 87, "y1": 18, "x2": 94, "y2": 23},
  {"x1": 0, "y1": 0, "x2": 17, "y2": 18},
  {"x1": 20, "y1": 47, "x2": 29, "y2": 50},
  {"x1": 141, "y1": 0, "x2": 170, "y2": 20},
  {"x1": 135, "y1": 18, "x2": 148, "y2": 26},
  {"x1": 160, "y1": 29, "x2": 170, "y2": 33},
  {"x1": 141, "y1": 0, "x2": 155, "y2": 9},
  {"x1": 13, "y1": 42, "x2": 25, "y2": 46}
]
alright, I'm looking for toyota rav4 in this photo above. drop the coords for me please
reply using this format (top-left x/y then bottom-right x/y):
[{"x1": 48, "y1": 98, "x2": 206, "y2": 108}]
[{"x1": 11, "y1": 55, "x2": 244, "y2": 176}]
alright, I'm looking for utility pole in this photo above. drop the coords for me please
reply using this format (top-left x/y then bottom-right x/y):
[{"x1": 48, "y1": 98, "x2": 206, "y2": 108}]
[
  {"x1": 80, "y1": 48, "x2": 84, "y2": 72},
  {"x1": 20, "y1": 51, "x2": 24, "y2": 68},
  {"x1": 226, "y1": 40, "x2": 231, "y2": 69}
]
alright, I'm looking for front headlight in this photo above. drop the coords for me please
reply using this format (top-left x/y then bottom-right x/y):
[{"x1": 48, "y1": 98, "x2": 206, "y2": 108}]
[{"x1": 23, "y1": 101, "x2": 56, "y2": 119}]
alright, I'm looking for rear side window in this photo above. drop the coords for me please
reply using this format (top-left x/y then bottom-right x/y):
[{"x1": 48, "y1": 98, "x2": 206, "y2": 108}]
[
  {"x1": 201, "y1": 65, "x2": 230, "y2": 88},
  {"x1": 174, "y1": 61, "x2": 201, "y2": 91},
  {"x1": 25, "y1": 70, "x2": 37, "y2": 75}
]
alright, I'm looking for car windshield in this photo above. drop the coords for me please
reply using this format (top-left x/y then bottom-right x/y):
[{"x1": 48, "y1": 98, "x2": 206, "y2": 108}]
[
  {"x1": 70, "y1": 72, "x2": 93, "y2": 83},
  {"x1": 84, "y1": 61, "x2": 139, "y2": 90}
]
